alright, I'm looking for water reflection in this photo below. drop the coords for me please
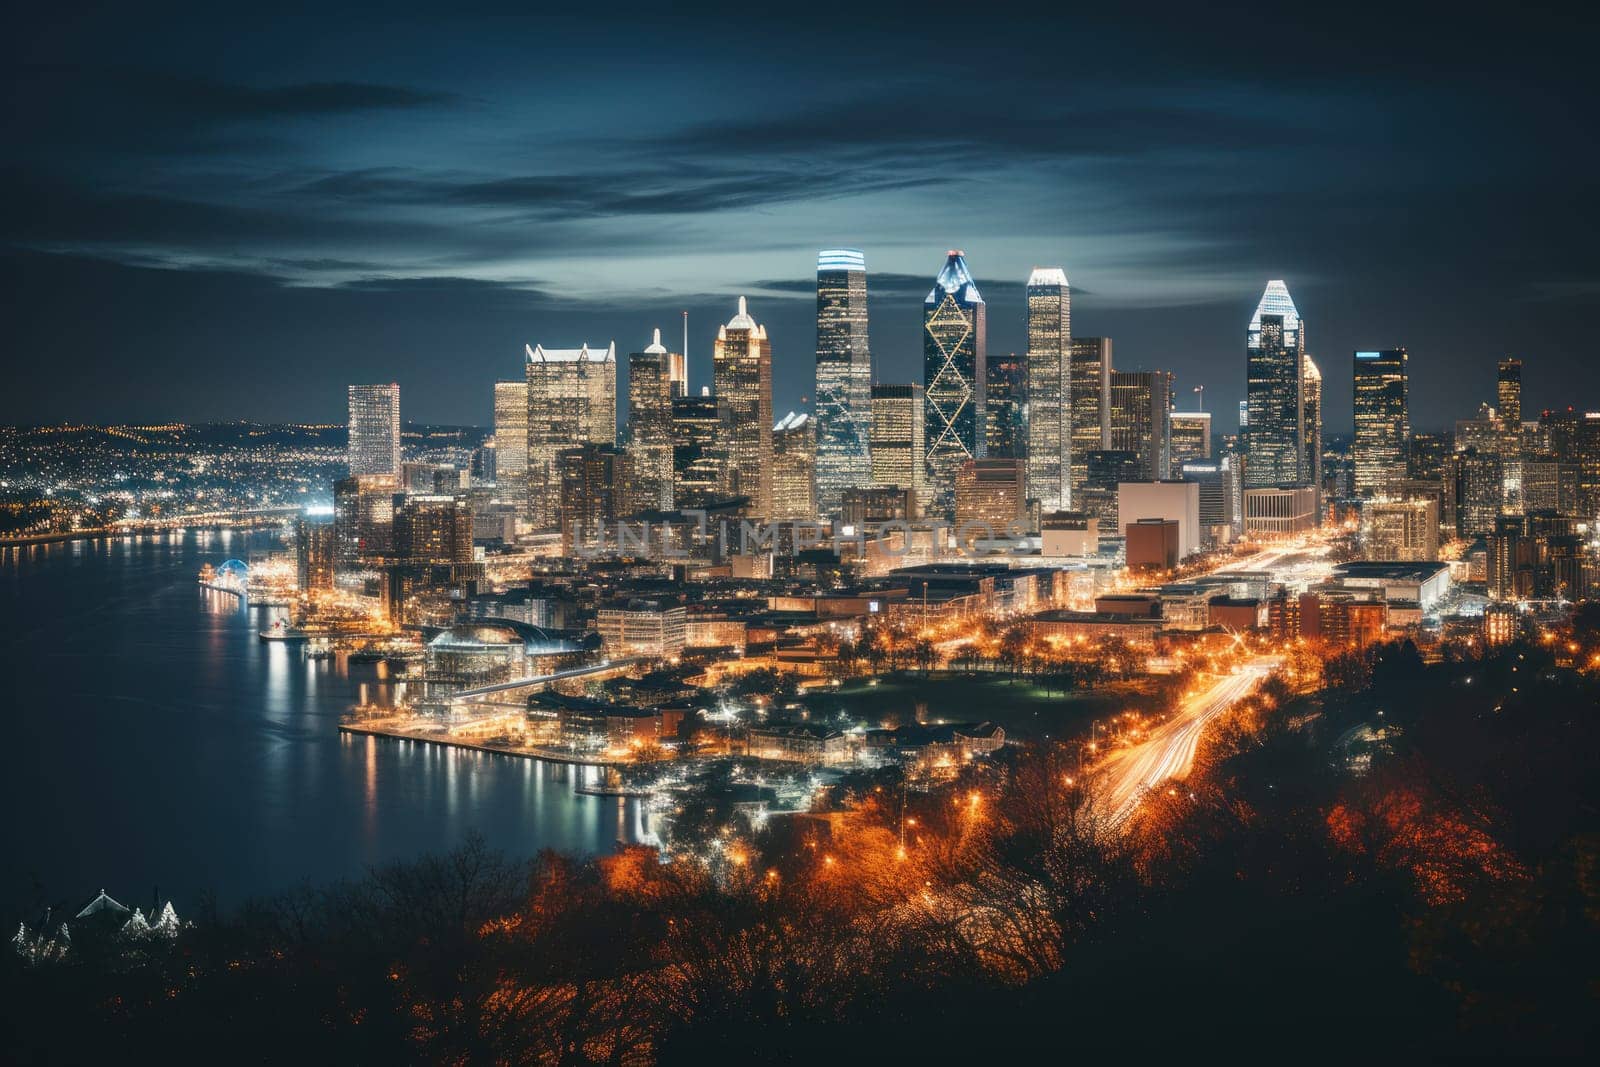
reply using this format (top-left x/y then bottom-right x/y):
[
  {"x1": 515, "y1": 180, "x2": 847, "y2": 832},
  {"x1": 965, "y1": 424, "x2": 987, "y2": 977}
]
[{"x1": 0, "y1": 530, "x2": 642, "y2": 915}]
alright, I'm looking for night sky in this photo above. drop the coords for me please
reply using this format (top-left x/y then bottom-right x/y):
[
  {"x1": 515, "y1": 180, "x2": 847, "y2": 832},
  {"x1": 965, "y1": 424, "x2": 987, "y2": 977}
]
[{"x1": 5, "y1": 3, "x2": 1596, "y2": 432}]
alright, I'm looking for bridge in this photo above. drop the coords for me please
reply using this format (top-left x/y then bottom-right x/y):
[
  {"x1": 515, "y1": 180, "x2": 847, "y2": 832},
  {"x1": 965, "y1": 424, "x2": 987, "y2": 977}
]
[{"x1": 450, "y1": 656, "x2": 645, "y2": 704}]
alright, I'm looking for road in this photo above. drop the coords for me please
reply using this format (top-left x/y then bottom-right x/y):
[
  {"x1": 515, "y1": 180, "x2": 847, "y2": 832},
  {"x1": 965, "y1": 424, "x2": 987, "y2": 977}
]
[{"x1": 1095, "y1": 656, "x2": 1278, "y2": 826}]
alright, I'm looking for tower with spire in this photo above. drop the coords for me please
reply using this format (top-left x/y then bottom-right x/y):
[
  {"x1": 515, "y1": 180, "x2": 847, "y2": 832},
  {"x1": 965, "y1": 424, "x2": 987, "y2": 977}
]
[
  {"x1": 713, "y1": 297, "x2": 774, "y2": 517},
  {"x1": 628, "y1": 328, "x2": 679, "y2": 512}
]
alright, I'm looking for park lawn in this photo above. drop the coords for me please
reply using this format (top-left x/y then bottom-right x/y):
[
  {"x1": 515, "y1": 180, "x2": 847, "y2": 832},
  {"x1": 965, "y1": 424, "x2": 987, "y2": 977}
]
[{"x1": 800, "y1": 670, "x2": 1160, "y2": 741}]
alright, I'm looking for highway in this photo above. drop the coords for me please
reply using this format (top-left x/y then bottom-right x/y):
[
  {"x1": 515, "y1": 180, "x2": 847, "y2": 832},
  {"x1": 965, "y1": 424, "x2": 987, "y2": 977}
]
[{"x1": 1096, "y1": 656, "x2": 1278, "y2": 826}]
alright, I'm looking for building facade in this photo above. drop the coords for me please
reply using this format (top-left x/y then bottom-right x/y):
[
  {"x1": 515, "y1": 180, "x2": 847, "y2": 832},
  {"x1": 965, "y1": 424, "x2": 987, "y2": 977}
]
[
  {"x1": 1025, "y1": 267, "x2": 1070, "y2": 511},
  {"x1": 713, "y1": 297, "x2": 774, "y2": 517},
  {"x1": 347, "y1": 383, "x2": 401, "y2": 477},
  {"x1": 923, "y1": 251, "x2": 987, "y2": 517},
  {"x1": 870, "y1": 383, "x2": 925, "y2": 510},
  {"x1": 1168, "y1": 410, "x2": 1211, "y2": 477},
  {"x1": 492, "y1": 380, "x2": 528, "y2": 514},
  {"x1": 813, "y1": 249, "x2": 872, "y2": 516},
  {"x1": 1352, "y1": 348, "x2": 1409, "y2": 496},
  {"x1": 627, "y1": 329, "x2": 677, "y2": 514},
  {"x1": 525, "y1": 342, "x2": 617, "y2": 529},
  {"x1": 1110, "y1": 370, "x2": 1171, "y2": 482},
  {"x1": 772, "y1": 412, "x2": 817, "y2": 522},
  {"x1": 1069, "y1": 337, "x2": 1112, "y2": 505},
  {"x1": 1244, "y1": 280, "x2": 1307, "y2": 487}
]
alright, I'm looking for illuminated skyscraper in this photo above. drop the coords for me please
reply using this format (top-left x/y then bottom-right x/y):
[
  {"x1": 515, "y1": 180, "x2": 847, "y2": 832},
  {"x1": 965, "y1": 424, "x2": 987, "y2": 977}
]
[
  {"x1": 923, "y1": 251, "x2": 986, "y2": 516},
  {"x1": 627, "y1": 329, "x2": 677, "y2": 513},
  {"x1": 1025, "y1": 268, "x2": 1070, "y2": 512},
  {"x1": 1244, "y1": 280, "x2": 1308, "y2": 487},
  {"x1": 1352, "y1": 348, "x2": 1409, "y2": 496},
  {"x1": 492, "y1": 380, "x2": 528, "y2": 513},
  {"x1": 1498, "y1": 357, "x2": 1523, "y2": 428},
  {"x1": 1303, "y1": 354, "x2": 1323, "y2": 492},
  {"x1": 985, "y1": 352, "x2": 1025, "y2": 459},
  {"x1": 1110, "y1": 370, "x2": 1171, "y2": 482},
  {"x1": 524, "y1": 342, "x2": 617, "y2": 530},
  {"x1": 870, "y1": 383, "x2": 925, "y2": 510},
  {"x1": 347, "y1": 383, "x2": 401, "y2": 477},
  {"x1": 1069, "y1": 337, "x2": 1112, "y2": 504},
  {"x1": 712, "y1": 297, "x2": 773, "y2": 516},
  {"x1": 672, "y1": 393, "x2": 723, "y2": 510},
  {"x1": 1169, "y1": 411, "x2": 1212, "y2": 477},
  {"x1": 558, "y1": 444, "x2": 626, "y2": 555},
  {"x1": 772, "y1": 412, "x2": 817, "y2": 522},
  {"x1": 333, "y1": 473, "x2": 398, "y2": 564},
  {"x1": 813, "y1": 249, "x2": 872, "y2": 515}
]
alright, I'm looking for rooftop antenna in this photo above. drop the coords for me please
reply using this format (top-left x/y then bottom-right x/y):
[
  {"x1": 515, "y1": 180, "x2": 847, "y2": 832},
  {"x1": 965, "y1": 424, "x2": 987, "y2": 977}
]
[
  {"x1": 681, "y1": 310, "x2": 688, "y2": 362},
  {"x1": 1193, "y1": 385, "x2": 1205, "y2": 411}
]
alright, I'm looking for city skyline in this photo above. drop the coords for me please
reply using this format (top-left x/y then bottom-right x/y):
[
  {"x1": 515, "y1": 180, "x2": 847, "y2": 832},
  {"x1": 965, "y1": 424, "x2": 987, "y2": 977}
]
[{"x1": 5, "y1": 7, "x2": 1595, "y2": 431}]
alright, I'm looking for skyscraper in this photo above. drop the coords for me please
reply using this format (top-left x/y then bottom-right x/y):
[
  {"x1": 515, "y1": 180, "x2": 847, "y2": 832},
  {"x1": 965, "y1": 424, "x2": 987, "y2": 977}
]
[
  {"x1": 984, "y1": 353, "x2": 1026, "y2": 459},
  {"x1": 1025, "y1": 268, "x2": 1071, "y2": 512},
  {"x1": 1303, "y1": 354, "x2": 1323, "y2": 492},
  {"x1": 1069, "y1": 337, "x2": 1112, "y2": 505},
  {"x1": 492, "y1": 380, "x2": 528, "y2": 513},
  {"x1": 558, "y1": 444, "x2": 626, "y2": 555},
  {"x1": 628, "y1": 329, "x2": 677, "y2": 514},
  {"x1": 813, "y1": 249, "x2": 872, "y2": 515},
  {"x1": 1352, "y1": 348, "x2": 1409, "y2": 496},
  {"x1": 870, "y1": 383, "x2": 924, "y2": 510},
  {"x1": 1498, "y1": 357, "x2": 1523, "y2": 428},
  {"x1": 772, "y1": 412, "x2": 817, "y2": 522},
  {"x1": 923, "y1": 251, "x2": 986, "y2": 516},
  {"x1": 1244, "y1": 280, "x2": 1307, "y2": 487},
  {"x1": 347, "y1": 383, "x2": 401, "y2": 477},
  {"x1": 1110, "y1": 370, "x2": 1171, "y2": 482},
  {"x1": 712, "y1": 297, "x2": 773, "y2": 516},
  {"x1": 671, "y1": 393, "x2": 723, "y2": 510},
  {"x1": 1169, "y1": 411, "x2": 1212, "y2": 477},
  {"x1": 524, "y1": 342, "x2": 617, "y2": 530}
]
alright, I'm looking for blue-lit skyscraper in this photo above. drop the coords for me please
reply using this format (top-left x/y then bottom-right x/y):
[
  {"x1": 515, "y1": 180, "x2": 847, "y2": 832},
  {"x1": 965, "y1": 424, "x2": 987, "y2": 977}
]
[
  {"x1": 814, "y1": 249, "x2": 872, "y2": 516},
  {"x1": 923, "y1": 250, "x2": 986, "y2": 516}
]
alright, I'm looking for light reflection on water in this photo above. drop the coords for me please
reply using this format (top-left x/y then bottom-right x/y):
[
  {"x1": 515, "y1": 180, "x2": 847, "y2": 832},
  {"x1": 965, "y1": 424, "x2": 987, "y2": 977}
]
[{"x1": 0, "y1": 530, "x2": 650, "y2": 916}]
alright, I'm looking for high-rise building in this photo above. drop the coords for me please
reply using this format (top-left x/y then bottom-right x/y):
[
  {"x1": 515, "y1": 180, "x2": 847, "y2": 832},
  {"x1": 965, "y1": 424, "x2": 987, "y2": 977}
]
[
  {"x1": 923, "y1": 251, "x2": 986, "y2": 516},
  {"x1": 1244, "y1": 280, "x2": 1307, "y2": 487},
  {"x1": 1448, "y1": 448, "x2": 1504, "y2": 538},
  {"x1": 1110, "y1": 370, "x2": 1171, "y2": 482},
  {"x1": 1181, "y1": 457, "x2": 1242, "y2": 545},
  {"x1": 984, "y1": 353, "x2": 1026, "y2": 460},
  {"x1": 1361, "y1": 498, "x2": 1439, "y2": 562},
  {"x1": 295, "y1": 512, "x2": 336, "y2": 593},
  {"x1": 1352, "y1": 349, "x2": 1409, "y2": 496},
  {"x1": 558, "y1": 444, "x2": 626, "y2": 555},
  {"x1": 1409, "y1": 432, "x2": 1449, "y2": 480},
  {"x1": 1068, "y1": 337, "x2": 1112, "y2": 504},
  {"x1": 628, "y1": 329, "x2": 677, "y2": 514},
  {"x1": 1168, "y1": 411, "x2": 1211, "y2": 477},
  {"x1": 394, "y1": 494, "x2": 474, "y2": 565},
  {"x1": 1302, "y1": 354, "x2": 1323, "y2": 492},
  {"x1": 347, "y1": 383, "x2": 401, "y2": 477},
  {"x1": 1024, "y1": 267, "x2": 1070, "y2": 511},
  {"x1": 525, "y1": 342, "x2": 617, "y2": 529},
  {"x1": 492, "y1": 380, "x2": 528, "y2": 513},
  {"x1": 870, "y1": 383, "x2": 925, "y2": 509},
  {"x1": 713, "y1": 297, "x2": 774, "y2": 517},
  {"x1": 772, "y1": 412, "x2": 817, "y2": 522},
  {"x1": 333, "y1": 474, "x2": 397, "y2": 564},
  {"x1": 1497, "y1": 358, "x2": 1523, "y2": 429},
  {"x1": 814, "y1": 249, "x2": 872, "y2": 515},
  {"x1": 954, "y1": 458, "x2": 1026, "y2": 539},
  {"x1": 671, "y1": 394, "x2": 724, "y2": 510}
]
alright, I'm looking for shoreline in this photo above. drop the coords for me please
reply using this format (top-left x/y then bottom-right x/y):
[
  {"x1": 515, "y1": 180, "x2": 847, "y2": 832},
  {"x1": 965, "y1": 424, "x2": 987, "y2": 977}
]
[{"x1": 338, "y1": 721, "x2": 624, "y2": 768}]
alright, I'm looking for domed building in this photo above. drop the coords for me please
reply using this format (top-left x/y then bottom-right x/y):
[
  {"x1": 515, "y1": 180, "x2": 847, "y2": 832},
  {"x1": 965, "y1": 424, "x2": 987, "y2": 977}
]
[{"x1": 424, "y1": 620, "x2": 600, "y2": 692}]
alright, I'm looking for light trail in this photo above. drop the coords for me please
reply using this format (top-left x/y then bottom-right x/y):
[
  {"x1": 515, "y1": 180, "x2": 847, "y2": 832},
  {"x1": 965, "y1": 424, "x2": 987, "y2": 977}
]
[{"x1": 1095, "y1": 656, "x2": 1278, "y2": 827}]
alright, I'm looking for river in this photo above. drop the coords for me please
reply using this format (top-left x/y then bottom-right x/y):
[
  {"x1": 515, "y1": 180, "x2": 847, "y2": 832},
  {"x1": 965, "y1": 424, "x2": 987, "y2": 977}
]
[{"x1": 0, "y1": 529, "x2": 651, "y2": 918}]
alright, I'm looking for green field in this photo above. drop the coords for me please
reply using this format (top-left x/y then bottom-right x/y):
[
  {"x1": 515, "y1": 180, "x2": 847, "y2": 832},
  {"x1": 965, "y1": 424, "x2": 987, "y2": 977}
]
[{"x1": 800, "y1": 671, "x2": 1160, "y2": 741}]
